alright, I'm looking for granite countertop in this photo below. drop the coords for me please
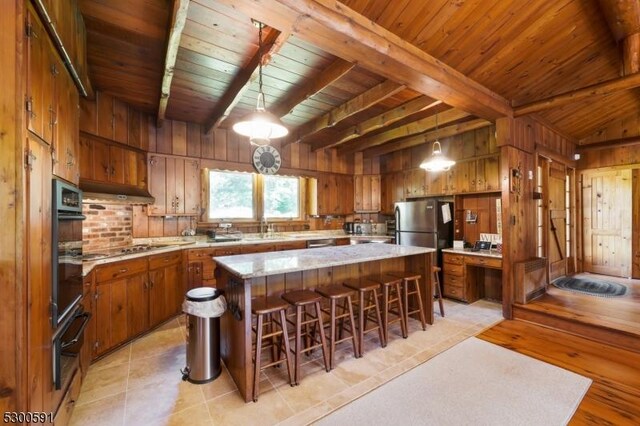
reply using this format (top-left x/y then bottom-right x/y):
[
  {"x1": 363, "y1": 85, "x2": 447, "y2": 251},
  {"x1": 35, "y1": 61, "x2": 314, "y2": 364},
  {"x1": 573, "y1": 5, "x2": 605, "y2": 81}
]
[
  {"x1": 441, "y1": 248, "x2": 503, "y2": 259},
  {"x1": 82, "y1": 231, "x2": 391, "y2": 275},
  {"x1": 214, "y1": 244, "x2": 435, "y2": 279}
]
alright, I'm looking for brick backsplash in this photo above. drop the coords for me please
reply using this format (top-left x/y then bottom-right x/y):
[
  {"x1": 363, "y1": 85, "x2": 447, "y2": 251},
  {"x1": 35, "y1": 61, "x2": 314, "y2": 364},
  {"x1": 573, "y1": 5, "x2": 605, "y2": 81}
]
[{"x1": 83, "y1": 203, "x2": 133, "y2": 252}]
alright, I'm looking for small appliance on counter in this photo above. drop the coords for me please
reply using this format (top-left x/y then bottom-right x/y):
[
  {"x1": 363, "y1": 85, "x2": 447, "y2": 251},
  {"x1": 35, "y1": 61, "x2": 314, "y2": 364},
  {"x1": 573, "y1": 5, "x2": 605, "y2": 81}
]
[{"x1": 343, "y1": 221, "x2": 355, "y2": 234}]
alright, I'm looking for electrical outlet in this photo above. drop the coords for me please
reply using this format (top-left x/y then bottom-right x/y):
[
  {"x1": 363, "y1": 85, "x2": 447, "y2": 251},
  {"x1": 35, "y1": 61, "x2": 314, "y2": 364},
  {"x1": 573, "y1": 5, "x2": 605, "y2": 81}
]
[{"x1": 219, "y1": 223, "x2": 232, "y2": 229}]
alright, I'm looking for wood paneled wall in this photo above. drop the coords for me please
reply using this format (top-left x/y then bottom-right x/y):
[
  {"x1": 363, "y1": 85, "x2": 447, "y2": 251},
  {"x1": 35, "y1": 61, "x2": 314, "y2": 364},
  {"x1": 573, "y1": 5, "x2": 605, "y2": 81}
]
[
  {"x1": 80, "y1": 93, "x2": 355, "y2": 237},
  {"x1": 1, "y1": 0, "x2": 25, "y2": 412},
  {"x1": 578, "y1": 142, "x2": 640, "y2": 169},
  {"x1": 378, "y1": 125, "x2": 498, "y2": 173},
  {"x1": 496, "y1": 116, "x2": 575, "y2": 318}
]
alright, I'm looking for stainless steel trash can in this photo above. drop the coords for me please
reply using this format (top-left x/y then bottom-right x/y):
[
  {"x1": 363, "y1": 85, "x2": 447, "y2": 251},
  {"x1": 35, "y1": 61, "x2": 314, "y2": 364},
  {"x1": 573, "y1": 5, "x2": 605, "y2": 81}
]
[{"x1": 181, "y1": 287, "x2": 223, "y2": 384}]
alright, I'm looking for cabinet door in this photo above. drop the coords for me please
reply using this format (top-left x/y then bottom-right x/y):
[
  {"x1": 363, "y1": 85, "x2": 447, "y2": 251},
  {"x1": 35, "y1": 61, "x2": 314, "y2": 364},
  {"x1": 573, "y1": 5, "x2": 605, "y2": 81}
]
[
  {"x1": 354, "y1": 176, "x2": 363, "y2": 211},
  {"x1": 126, "y1": 273, "x2": 149, "y2": 338},
  {"x1": 475, "y1": 158, "x2": 486, "y2": 192},
  {"x1": 95, "y1": 279, "x2": 128, "y2": 356},
  {"x1": 183, "y1": 159, "x2": 200, "y2": 215},
  {"x1": 165, "y1": 158, "x2": 178, "y2": 214},
  {"x1": 370, "y1": 175, "x2": 381, "y2": 211},
  {"x1": 109, "y1": 145, "x2": 125, "y2": 184},
  {"x1": 148, "y1": 155, "x2": 167, "y2": 215},
  {"x1": 340, "y1": 175, "x2": 354, "y2": 214},
  {"x1": 173, "y1": 159, "x2": 185, "y2": 214},
  {"x1": 164, "y1": 263, "x2": 184, "y2": 318},
  {"x1": 136, "y1": 152, "x2": 147, "y2": 189},
  {"x1": 54, "y1": 66, "x2": 79, "y2": 185},
  {"x1": 26, "y1": 7, "x2": 47, "y2": 140},
  {"x1": 148, "y1": 268, "x2": 167, "y2": 327},
  {"x1": 187, "y1": 261, "x2": 203, "y2": 290},
  {"x1": 484, "y1": 156, "x2": 500, "y2": 191},
  {"x1": 79, "y1": 135, "x2": 93, "y2": 181},
  {"x1": 92, "y1": 140, "x2": 111, "y2": 183}
]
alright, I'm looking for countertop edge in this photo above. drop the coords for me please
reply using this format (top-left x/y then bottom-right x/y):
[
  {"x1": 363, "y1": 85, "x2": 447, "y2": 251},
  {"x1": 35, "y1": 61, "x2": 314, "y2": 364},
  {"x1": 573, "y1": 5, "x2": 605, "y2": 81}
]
[{"x1": 441, "y1": 248, "x2": 503, "y2": 259}]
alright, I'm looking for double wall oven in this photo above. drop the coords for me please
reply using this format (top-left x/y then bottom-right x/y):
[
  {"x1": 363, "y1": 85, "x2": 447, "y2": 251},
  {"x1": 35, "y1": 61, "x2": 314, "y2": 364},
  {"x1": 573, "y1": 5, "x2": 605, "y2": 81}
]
[{"x1": 52, "y1": 178, "x2": 90, "y2": 390}]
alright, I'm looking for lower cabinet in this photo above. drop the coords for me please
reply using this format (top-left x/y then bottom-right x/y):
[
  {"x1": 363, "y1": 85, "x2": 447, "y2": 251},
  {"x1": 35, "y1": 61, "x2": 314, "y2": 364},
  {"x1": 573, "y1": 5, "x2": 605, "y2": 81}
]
[{"x1": 92, "y1": 253, "x2": 183, "y2": 358}]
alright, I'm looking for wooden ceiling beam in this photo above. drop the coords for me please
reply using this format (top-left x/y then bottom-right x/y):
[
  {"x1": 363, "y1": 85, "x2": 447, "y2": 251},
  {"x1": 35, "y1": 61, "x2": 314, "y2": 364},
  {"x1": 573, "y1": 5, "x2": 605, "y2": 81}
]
[
  {"x1": 216, "y1": 0, "x2": 512, "y2": 121},
  {"x1": 289, "y1": 79, "x2": 405, "y2": 145},
  {"x1": 157, "y1": 0, "x2": 190, "y2": 127},
  {"x1": 269, "y1": 58, "x2": 355, "y2": 118},
  {"x1": 338, "y1": 108, "x2": 471, "y2": 155},
  {"x1": 363, "y1": 119, "x2": 492, "y2": 159},
  {"x1": 597, "y1": 0, "x2": 640, "y2": 42},
  {"x1": 203, "y1": 28, "x2": 286, "y2": 133},
  {"x1": 311, "y1": 96, "x2": 442, "y2": 151},
  {"x1": 514, "y1": 72, "x2": 640, "y2": 116}
]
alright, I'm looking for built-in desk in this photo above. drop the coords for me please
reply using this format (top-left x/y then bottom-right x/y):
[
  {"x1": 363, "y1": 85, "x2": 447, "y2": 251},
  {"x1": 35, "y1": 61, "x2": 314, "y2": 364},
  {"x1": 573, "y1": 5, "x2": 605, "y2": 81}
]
[{"x1": 441, "y1": 249, "x2": 503, "y2": 303}]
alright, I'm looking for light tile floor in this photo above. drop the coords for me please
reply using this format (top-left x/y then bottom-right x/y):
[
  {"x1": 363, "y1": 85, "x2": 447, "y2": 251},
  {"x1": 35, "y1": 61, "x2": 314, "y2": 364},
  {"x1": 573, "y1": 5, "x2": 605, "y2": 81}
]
[{"x1": 70, "y1": 299, "x2": 502, "y2": 426}]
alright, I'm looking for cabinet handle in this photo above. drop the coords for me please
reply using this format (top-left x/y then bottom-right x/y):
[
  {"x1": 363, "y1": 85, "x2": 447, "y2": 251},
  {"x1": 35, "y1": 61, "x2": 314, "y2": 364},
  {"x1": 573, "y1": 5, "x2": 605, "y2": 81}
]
[
  {"x1": 119, "y1": 268, "x2": 128, "y2": 273},
  {"x1": 164, "y1": 258, "x2": 169, "y2": 263}
]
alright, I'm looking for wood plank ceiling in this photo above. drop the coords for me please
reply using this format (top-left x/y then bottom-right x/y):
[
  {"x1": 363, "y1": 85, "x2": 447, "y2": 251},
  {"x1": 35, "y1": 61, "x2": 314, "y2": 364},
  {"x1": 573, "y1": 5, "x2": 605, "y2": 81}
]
[{"x1": 79, "y1": 0, "x2": 640, "y2": 152}]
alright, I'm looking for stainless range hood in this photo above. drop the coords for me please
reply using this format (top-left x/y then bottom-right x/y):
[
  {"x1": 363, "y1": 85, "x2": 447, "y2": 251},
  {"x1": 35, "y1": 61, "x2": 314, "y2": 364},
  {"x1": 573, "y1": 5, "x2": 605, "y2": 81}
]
[{"x1": 80, "y1": 181, "x2": 155, "y2": 205}]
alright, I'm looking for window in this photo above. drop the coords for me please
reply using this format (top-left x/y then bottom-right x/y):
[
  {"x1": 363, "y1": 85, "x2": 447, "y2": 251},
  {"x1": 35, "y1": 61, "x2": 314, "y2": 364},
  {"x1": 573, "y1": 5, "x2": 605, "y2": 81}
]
[
  {"x1": 206, "y1": 170, "x2": 302, "y2": 221},
  {"x1": 263, "y1": 175, "x2": 299, "y2": 218},
  {"x1": 208, "y1": 170, "x2": 254, "y2": 219}
]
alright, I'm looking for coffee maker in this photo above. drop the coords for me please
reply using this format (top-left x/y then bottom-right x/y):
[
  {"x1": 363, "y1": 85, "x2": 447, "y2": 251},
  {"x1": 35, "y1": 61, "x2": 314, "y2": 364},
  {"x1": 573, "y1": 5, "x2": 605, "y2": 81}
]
[{"x1": 343, "y1": 222, "x2": 355, "y2": 234}]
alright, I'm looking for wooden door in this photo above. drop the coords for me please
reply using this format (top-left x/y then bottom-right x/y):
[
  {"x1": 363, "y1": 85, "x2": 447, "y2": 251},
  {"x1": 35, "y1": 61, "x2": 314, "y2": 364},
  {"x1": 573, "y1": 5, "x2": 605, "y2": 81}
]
[
  {"x1": 548, "y1": 163, "x2": 567, "y2": 281},
  {"x1": 148, "y1": 268, "x2": 167, "y2": 327},
  {"x1": 26, "y1": 136, "x2": 53, "y2": 412},
  {"x1": 164, "y1": 262, "x2": 184, "y2": 318},
  {"x1": 582, "y1": 169, "x2": 632, "y2": 277},
  {"x1": 109, "y1": 145, "x2": 125, "y2": 184},
  {"x1": 126, "y1": 273, "x2": 149, "y2": 338},
  {"x1": 184, "y1": 159, "x2": 200, "y2": 215},
  {"x1": 93, "y1": 139, "x2": 110, "y2": 183},
  {"x1": 26, "y1": 6, "x2": 46, "y2": 140},
  {"x1": 148, "y1": 155, "x2": 167, "y2": 215}
]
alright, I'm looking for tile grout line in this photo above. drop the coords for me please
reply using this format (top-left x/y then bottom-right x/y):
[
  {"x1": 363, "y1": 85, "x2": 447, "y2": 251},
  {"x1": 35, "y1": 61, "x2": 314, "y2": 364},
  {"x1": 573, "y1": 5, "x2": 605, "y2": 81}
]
[{"x1": 121, "y1": 345, "x2": 132, "y2": 426}]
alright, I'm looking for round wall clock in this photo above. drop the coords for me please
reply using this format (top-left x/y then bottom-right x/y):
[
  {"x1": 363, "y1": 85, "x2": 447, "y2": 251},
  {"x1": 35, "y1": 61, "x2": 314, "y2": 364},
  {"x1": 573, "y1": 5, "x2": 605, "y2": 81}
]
[{"x1": 252, "y1": 145, "x2": 282, "y2": 175}]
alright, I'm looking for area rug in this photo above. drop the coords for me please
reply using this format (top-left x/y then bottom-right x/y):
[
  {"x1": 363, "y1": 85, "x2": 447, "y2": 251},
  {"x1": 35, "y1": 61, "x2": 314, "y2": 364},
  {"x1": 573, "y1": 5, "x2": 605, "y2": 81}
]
[
  {"x1": 315, "y1": 337, "x2": 591, "y2": 426},
  {"x1": 552, "y1": 276, "x2": 628, "y2": 297}
]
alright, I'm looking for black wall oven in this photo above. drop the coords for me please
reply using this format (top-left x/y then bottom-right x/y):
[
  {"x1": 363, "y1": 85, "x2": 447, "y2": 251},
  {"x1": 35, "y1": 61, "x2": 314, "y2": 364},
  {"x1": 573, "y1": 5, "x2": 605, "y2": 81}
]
[{"x1": 52, "y1": 178, "x2": 85, "y2": 327}]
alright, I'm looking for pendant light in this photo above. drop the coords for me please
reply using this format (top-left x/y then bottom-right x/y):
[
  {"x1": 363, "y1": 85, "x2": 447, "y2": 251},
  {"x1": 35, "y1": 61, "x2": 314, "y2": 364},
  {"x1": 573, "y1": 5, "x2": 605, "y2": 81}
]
[
  {"x1": 232, "y1": 21, "x2": 288, "y2": 146},
  {"x1": 419, "y1": 112, "x2": 455, "y2": 172}
]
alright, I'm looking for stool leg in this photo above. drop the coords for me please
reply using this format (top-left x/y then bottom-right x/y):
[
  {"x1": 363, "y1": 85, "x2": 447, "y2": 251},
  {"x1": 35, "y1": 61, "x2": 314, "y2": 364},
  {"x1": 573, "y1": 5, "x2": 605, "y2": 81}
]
[
  {"x1": 314, "y1": 301, "x2": 330, "y2": 372},
  {"x1": 253, "y1": 314, "x2": 264, "y2": 402},
  {"x1": 329, "y1": 298, "x2": 336, "y2": 370},
  {"x1": 372, "y1": 288, "x2": 386, "y2": 347},
  {"x1": 402, "y1": 280, "x2": 410, "y2": 334},
  {"x1": 358, "y1": 291, "x2": 365, "y2": 356},
  {"x1": 412, "y1": 279, "x2": 427, "y2": 330},
  {"x1": 278, "y1": 309, "x2": 294, "y2": 387},
  {"x1": 346, "y1": 295, "x2": 360, "y2": 358},
  {"x1": 435, "y1": 273, "x2": 445, "y2": 317},
  {"x1": 294, "y1": 306, "x2": 302, "y2": 385},
  {"x1": 269, "y1": 312, "x2": 278, "y2": 364},
  {"x1": 382, "y1": 284, "x2": 389, "y2": 343},
  {"x1": 396, "y1": 283, "x2": 408, "y2": 338}
]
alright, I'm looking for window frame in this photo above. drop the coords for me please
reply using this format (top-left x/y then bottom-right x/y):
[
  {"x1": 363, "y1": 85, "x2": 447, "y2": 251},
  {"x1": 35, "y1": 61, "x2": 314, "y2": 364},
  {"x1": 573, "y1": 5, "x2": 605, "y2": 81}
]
[{"x1": 204, "y1": 169, "x2": 305, "y2": 222}]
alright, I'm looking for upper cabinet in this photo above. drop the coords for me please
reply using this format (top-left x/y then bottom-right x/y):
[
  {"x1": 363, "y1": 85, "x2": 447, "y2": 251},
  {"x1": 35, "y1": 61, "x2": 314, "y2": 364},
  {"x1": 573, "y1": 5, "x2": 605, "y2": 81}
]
[
  {"x1": 317, "y1": 173, "x2": 354, "y2": 215},
  {"x1": 148, "y1": 154, "x2": 201, "y2": 216},
  {"x1": 354, "y1": 175, "x2": 381, "y2": 213},
  {"x1": 79, "y1": 136, "x2": 147, "y2": 189},
  {"x1": 26, "y1": 4, "x2": 80, "y2": 185}
]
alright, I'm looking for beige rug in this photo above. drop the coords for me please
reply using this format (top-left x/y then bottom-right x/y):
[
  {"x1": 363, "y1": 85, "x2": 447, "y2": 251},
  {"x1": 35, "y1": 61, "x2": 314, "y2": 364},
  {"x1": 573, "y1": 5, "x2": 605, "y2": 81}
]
[{"x1": 315, "y1": 337, "x2": 591, "y2": 426}]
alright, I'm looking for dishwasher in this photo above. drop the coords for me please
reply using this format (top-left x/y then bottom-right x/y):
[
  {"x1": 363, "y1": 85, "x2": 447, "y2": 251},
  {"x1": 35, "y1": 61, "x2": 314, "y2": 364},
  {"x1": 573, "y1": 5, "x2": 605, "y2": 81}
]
[{"x1": 307, "y1": 239, "x2": 336, "y2": 248}]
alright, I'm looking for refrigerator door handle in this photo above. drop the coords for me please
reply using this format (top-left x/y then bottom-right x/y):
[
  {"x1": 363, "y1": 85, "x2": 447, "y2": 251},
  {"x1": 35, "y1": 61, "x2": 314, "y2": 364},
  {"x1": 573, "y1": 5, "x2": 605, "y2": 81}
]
[{"x1": 395, "y1": 206, "x2": 401, "y2": 245}]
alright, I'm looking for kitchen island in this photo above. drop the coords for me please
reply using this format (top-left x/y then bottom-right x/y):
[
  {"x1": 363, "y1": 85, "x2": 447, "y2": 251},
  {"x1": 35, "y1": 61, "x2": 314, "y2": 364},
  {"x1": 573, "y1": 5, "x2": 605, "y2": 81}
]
[{"x1": 214, "y1": 243, "x2": 435, "y2": 402}]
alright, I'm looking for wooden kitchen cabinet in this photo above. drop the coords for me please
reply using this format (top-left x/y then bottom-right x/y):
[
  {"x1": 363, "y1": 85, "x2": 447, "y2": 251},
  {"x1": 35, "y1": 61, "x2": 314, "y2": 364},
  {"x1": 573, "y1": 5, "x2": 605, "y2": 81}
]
[
  {"x1": 148, "y1": 252, "x2": 184, "y2": 327},
  {"x1": 94, "y1": 277, "x2": 129, "y2": 356},
  {"x1": 381, "y1": 172, "x2": 404, "y2": 214},
  {"x1": 354, "y1": 175, "x2": 381, "y2": 212},
  {"x1": 79, "y1": 135, "x2": 147, "y2": 189},
  {"x1": 317, "y1": 173, "x2": 354, "y2": 215},
  {"x1": 148, "y1": 154, "x2": 201, "y2": 216}
]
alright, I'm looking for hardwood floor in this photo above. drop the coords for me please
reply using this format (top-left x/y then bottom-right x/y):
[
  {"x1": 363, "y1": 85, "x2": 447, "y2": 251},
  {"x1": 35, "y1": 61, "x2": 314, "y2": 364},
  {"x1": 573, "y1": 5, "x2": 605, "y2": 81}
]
[
  {"x1": 513, "y1": 273, "x2": 640, "y2": 352},
  {"x1": 478, "y1": 320, "x2": 640, "y2": 425}
]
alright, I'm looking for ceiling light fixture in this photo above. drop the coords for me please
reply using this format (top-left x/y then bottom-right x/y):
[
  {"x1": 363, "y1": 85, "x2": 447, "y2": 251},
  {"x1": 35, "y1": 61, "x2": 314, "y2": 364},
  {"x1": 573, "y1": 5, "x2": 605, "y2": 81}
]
[
  {"x1": 419, "y1": 112, "x2": 455, "y2": 172},
  {"x1": 232, "y1": 21, "x2": 288, "y2": 146}
]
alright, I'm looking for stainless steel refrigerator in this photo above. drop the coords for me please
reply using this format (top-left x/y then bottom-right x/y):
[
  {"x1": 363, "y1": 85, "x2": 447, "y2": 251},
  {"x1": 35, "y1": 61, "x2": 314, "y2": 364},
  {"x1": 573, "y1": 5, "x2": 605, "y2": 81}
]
[{"x1": 394, "y1": 199, "x2": 454, "y2": 267}]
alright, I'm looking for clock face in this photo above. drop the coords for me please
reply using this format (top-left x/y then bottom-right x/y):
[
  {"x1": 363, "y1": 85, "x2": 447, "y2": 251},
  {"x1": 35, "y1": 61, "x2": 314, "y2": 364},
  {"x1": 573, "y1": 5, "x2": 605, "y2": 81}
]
[{"x1": 252, "y1": 145, "x2": 282, "y2": 175}]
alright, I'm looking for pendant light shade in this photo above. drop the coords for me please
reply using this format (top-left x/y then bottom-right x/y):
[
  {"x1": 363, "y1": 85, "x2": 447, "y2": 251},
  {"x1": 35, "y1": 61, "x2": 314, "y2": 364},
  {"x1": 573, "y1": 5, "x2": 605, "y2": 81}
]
[
  {"x1": 419, "y1": 112, "x2": 455, "y2": 172},
  {"x1": 419, "y1": 140, "x2": 456, "y2": 171},
  {"x1": 232, "y1": 21, "x2": 288, "y2": 146}
]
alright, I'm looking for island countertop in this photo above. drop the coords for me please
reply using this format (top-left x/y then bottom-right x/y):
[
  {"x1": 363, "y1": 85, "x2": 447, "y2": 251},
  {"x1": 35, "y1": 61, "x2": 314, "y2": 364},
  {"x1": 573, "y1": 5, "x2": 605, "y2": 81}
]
[{"x1": 214, "y1": 243, "x2": 435, "y2": 279}]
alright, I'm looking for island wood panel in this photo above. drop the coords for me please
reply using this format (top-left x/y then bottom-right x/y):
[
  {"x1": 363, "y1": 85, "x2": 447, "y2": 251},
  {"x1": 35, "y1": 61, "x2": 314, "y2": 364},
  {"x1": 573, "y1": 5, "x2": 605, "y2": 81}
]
[{"x1": 216, "y1": 252, "x2": 432, "y2": 402}]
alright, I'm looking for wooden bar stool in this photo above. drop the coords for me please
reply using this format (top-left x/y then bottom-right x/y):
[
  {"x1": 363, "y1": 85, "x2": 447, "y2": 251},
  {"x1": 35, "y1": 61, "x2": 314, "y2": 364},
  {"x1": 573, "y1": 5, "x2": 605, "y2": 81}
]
[
  {"x1": 315, "y1": 284, "x2": 360, "y2": 369},
  {"x1": 369, "y1": 274, "x2": 408, "y2": 342},
  {"x1": 343, "y1": 277, "x2": 386, "y2": 353},
  {"x1": 432, "y1": 266, "x2": 445, "y2": 317},
  {"x1": 251, "y1": 296, "x2": 294, "y2": 402},
  {"x1": 281, "y1": 289, "x2": 330, "y2": 385},
  {"x1": 388, "y1": 271, "x2": 427, "y2": 331}
]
